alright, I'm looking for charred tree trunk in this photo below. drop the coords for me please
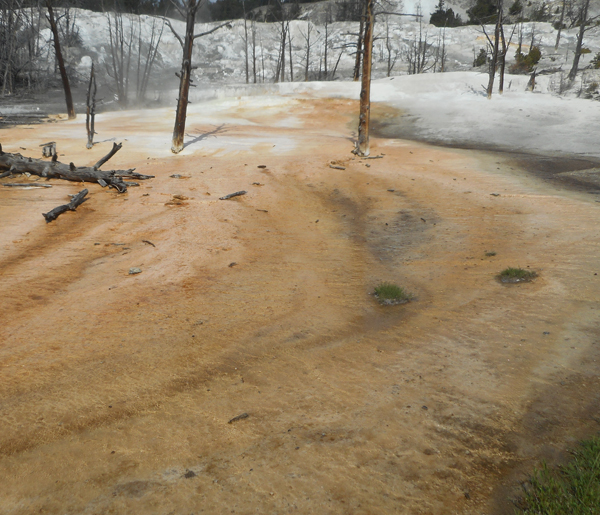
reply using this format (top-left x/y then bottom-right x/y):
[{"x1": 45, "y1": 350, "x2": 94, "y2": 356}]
[
  {"x1": 46, "y1": 0, "x2": 75, "y2": 119},
  {"x1": 86, "y1": 63, "x2": 97, "y2": 149},
  {"x1": 356, "y1": 0, "x2": 374, "y2": 156},
  {"x1": 0, "y1": 142, "x2": 153, "y2": 193}
]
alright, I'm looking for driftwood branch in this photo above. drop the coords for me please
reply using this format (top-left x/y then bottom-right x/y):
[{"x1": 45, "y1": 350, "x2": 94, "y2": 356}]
[
  {"x1": 0, "y1": 142, "x2": 153, "y2": 193},
  {"x1": 43, "y1": 189, "x2": 89, "y2": 223}
]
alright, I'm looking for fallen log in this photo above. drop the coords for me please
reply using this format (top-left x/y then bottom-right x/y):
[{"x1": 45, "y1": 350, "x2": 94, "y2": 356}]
[
  {"x1": 43, "y1": 189, "x2": 89, "y2": 223},
  {"x1": 0, "y1": 142, "x2": 153, "y2": 193}
]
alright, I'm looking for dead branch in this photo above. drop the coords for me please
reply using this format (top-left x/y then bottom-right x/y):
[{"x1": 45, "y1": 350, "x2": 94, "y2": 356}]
[
  {"x1": 43, "y1": 188, "x2": 88, "y2": 223},
  {"x1": 219, "y1": 190, "x2": 247, "y2": 200}
]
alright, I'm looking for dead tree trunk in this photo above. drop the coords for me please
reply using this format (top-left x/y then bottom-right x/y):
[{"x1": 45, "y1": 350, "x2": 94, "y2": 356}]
[
  {"x1": 356, "y1": 0, "x2": 374, "y2": 156},
  {"x1": 86, "y1": 63, "x2": 97, "y2": 149},
  {"x1": 486, "y1": 0, "x2": 503, "y2": 99},
  {"x1": 554, "y1": 0, "x2": 566, "y2": 50},
  {"x1": 0, "y1": 142, "x2": 153, "y2": 193},
  {"x1": 353, "y1": 1, "x2": 366, "y2": 81},
  {"x1": 568, "y1": 0, "x2": 591, "y2": 81},
  {"x1": 170, "y1": 2, "x2": 197, "y2": 154},
  {"x1": 498, "y1": 24, "x2": 506, "y2": 93},
  {"x1": 46, "y1": 0, "x2": 75, "y2": 119},
  {"x1": 167, "y1": 2, "x2": 230, "y2": 154}
]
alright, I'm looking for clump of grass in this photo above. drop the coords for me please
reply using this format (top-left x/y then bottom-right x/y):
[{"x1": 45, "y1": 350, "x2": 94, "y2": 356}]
[
  {"x1": 498, "y1": 267, "x2": 537, "y2": 283},
  {"x1": 374, "y1": 282, "x2": 412, "y2": 305},
  {"x1": 515, "y1": 436, "x2": 600, "y2": 514},
  {"x1": 485, "y1": 251, "x2": 497, "y2": 257}
]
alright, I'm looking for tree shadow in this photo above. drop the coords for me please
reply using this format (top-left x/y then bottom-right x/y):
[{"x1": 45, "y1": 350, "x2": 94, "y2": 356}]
[{"x1": 184, "y1": 124, "x2": 228, "y2": 149}]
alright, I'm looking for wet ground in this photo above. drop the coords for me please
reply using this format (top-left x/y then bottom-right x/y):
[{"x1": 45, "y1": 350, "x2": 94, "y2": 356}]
[{"x1": 1, "y1": 96, "x2": 599, "y2": 514}]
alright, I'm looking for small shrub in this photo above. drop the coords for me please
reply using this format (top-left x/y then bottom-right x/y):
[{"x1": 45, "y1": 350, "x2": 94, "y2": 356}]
[
  {"x1": 374, "y1": 282, "x2": 412, "y2": 305},
  {"x1": 510, "y1": 46, "x2": 542, "y2": 74},
  {"x1": 473, "y1": 48, "x2": 487, "y2": 67},
  {"x1": 592, "y1": 52, "x2": 600, "y2": 69},
  {"x1": 485, "y1": 251, "x2": 497, "y2": 257},
  {"x1": 581, "y1": 47, "x2": 591, "y2": 55},
  {"x1": 497, "y1": 267, "x2": 537, "y2": 283}
]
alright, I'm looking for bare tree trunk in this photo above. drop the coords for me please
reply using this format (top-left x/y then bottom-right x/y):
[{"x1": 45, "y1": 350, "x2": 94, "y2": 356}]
[
  {"x1": 171, "y1": 4, "x2": 196, "y2": 153},
  {"x1": 499, "y1": 23, "x2": 506, "y2": 93},
  {"x1": 555, "y1": 0, "x2": 566, "y2": 50},
  {"x1": 252, "y1": 21, "x2": 257, "y2": 83},
  {"x1": 486, "y1": 0, "x2": 503, "y2": 99},
  {"x1": 288, "y1": 24, "x2": 293, "y2": 82},
  {"x1": 168, "y1": 9, "x2": 231, "y2": 152},
  {"x1": 324, "y1": 18, "x2": 329, "y2": 80},
  {"x1": 568, "y1": 0, "x2": 590, "y2": 81},
  {"x1": 46, "y1": 0, "x2": 75, "y2": 119},
  {"x1": 86, "y1": 63, "x2": 97, "y2": 149},
  {"x1": 353, "y1": 1, "x2": 366, "y2": 81},
  {"x1": 303, "y1": 21, "x2": 312, "y2": 81},
  {"x1": 243, "y1": 0, "x2": 249, "y2": 84},
  {"x1": 356, "y1": 0, "x2": 374, "y2": 156}
]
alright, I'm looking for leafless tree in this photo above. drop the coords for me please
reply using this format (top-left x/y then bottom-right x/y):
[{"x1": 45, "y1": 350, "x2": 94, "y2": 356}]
[
  {"x1": 405, "y1": 8, "x2": 436, "y2": 75},
  {"x1": 166, "y1": 0, "x2": 230, "y2": 154},
  {"x1": 135, "y1": 16, "x2": 165, "y2": 103},
  {"x1": 105, "y1": 10, "x2": 134, "y2": 106},
  {"x1": 383, "y1": 16, "x2": 399, "y2": 76},
  {"x1": 46, "y1": 0, "x2": 75, "y2": 119},
  {"x1": 299, "y1": 21, "x2": 316, "y2": 81},
  {"x1": 568, "y1": 0, "x2": 598, "y2": 81},
  {"x1": 353, "y1": 1, "x2": 367, "y2": 80},
  {"x1": 554, "y1": 0, "x2": 567, "y2": 50},
  {"x1": 86, "y1": 63, "x2": 97, "y2": 149}
]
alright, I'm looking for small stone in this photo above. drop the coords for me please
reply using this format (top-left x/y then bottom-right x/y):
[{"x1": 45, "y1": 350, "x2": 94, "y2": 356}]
[
  {"x1": 543, "y1": 331, "x2": 550, "y2": 335},
  {"x1": 422, "y1": 405, "x2": 428, "y2": 410},
  {"x1": 129, "y1": 267, "x2": 142, "y2": 275},
  {"x1": 184, "y1": 470, "x2": 196, "y2": 479}
]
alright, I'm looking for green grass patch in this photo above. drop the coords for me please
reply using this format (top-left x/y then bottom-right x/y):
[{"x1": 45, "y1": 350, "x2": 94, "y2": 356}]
[
  {"x1": 498, "y1": 267, "x2": 537, "y2": 283},
  {"x1": 515, "y1": 436, "x2": 600, "y2": 514},
  {"x1": 374, "y1": 282, "x2": 412, "y2": 305}
]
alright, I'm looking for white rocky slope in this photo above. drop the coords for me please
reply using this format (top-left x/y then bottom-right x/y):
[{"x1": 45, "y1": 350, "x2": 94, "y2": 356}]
[{"x1": 56, "y1": 8, "x2": 600, "y2": 96}]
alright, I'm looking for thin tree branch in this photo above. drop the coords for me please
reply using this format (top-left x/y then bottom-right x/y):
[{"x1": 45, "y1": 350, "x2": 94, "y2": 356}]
[{"x1": 193, "y1": 21, "x2": 232, "y2": 39}]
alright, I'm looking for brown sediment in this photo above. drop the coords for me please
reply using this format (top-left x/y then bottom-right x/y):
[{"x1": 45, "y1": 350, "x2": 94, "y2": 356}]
[{"x1": 0, "y1": 96, "x2": 599, "y2": 514}]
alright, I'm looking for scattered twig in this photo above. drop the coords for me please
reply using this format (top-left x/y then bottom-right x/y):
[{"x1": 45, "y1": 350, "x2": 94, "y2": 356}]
[
  {"x1": 142, "y1": 240, "x2": 156, "y2": 247},
  {"x1": 42, "y1": 189, "x2": 89, "y2": 223},
  {"x1": 219, "y1": 190, "x2": 247, "y2": 200},
  {"x1": 228, "y1": 413, "x2": 249, "y2": 424},
  {"x1": 329, "y1": 164, "x2": 346, "y2": 170}
]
